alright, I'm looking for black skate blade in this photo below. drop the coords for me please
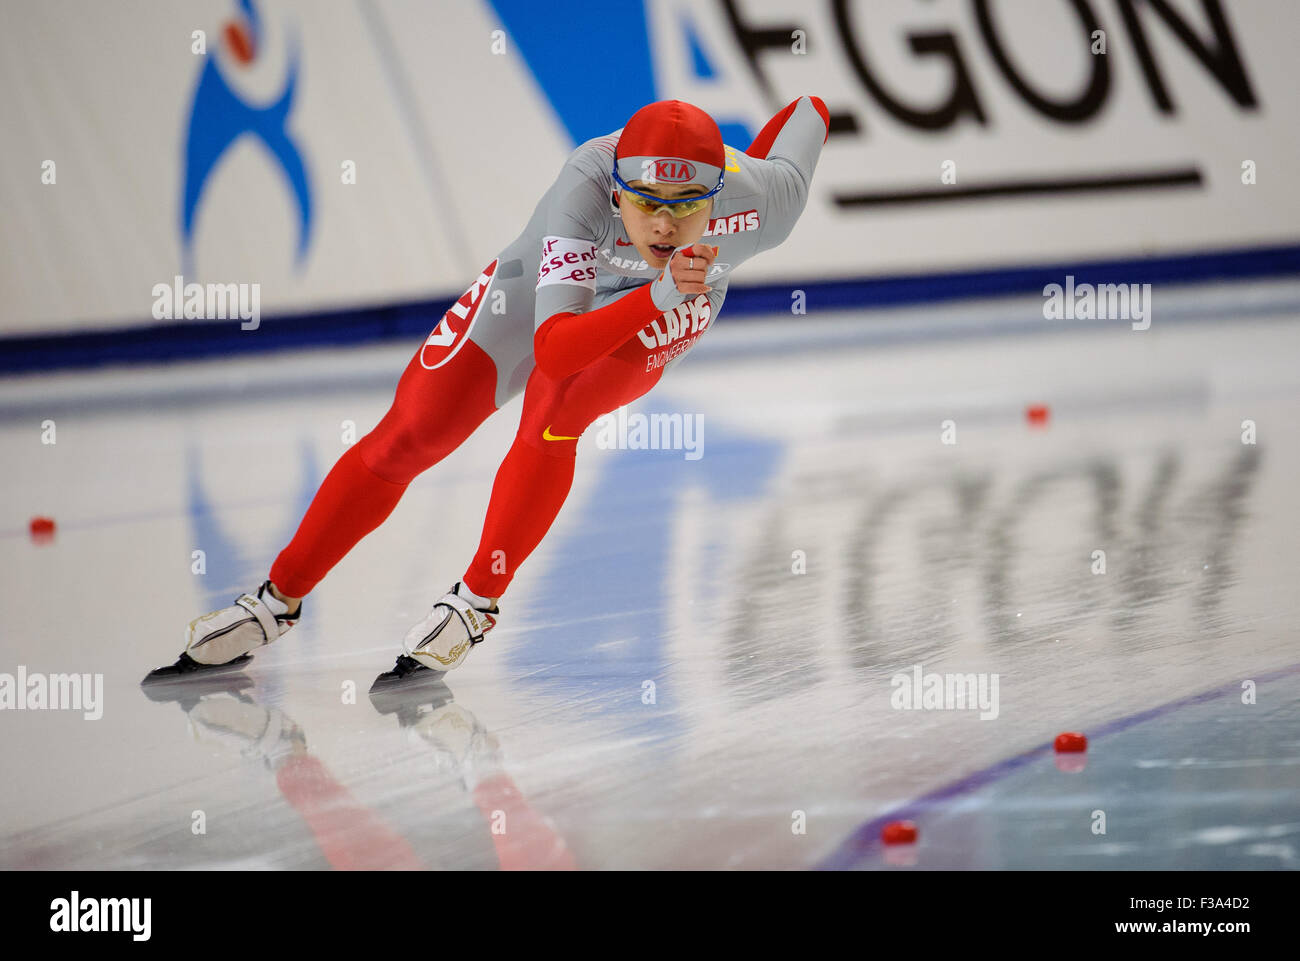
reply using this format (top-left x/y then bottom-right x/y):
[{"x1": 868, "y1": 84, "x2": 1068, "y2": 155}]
[
  {"x1": 141, "y1": 652, "x2": 253, "y2": 688},
  {"x1": 369, "y1": 654, "x2": 445, "y2": 695}
]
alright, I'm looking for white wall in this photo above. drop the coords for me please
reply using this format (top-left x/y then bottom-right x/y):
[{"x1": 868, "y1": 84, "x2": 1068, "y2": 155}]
[{"x1": 1, "y1": 0, "x2": 1296, "y2": 337}]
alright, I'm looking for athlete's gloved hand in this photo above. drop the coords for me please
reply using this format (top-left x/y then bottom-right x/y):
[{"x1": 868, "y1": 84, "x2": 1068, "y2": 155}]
[{"x1": 650, "y1": 244, "x2": 719, "y2": 310}]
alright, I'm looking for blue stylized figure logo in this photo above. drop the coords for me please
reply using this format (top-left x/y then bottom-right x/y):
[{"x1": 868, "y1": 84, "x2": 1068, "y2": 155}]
[{"x1": 181, "y1": 0, "x2": 312, "y2": 273}]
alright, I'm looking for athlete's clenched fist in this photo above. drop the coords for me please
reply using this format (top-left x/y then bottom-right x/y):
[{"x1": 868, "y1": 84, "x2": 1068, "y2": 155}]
[{"x1": 668, "y1": 244, "x2": 720, "y2": 295}]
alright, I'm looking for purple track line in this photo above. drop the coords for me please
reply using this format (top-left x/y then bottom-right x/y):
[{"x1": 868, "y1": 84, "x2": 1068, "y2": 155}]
[{"x1": 815, "y1": 660, "x2": 1300, "y2": 870}]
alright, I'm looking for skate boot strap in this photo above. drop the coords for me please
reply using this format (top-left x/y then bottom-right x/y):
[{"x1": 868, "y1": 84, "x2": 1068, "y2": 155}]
[
  {"x1": 441, "y1": 592, "x2": 495, "y2": 643},
  {"x1": 235, "y1": 591, "x2": 283, "y2": 644}
]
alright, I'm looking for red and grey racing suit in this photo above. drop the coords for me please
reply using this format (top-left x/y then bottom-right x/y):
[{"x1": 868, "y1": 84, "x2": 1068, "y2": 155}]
[{"x1": 270, "y1": 96, "x2": 829, "y2": 600}]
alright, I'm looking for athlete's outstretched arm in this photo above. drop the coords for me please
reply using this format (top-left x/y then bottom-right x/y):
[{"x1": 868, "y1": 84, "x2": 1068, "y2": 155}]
[
  {"x1": 534, "y1": 284, "x2": 659, "y2": 380},
  {"x1": 747, "y1": 95, "x2": 830, "y2": 160},
  {"x1": 746, "y1": 95, "x2": 830, "y2": 252}
]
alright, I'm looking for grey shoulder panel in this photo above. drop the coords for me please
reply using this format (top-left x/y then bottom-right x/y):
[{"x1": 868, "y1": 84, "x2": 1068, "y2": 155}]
[{"x1": 530, "y1": 135, "x2": 621, "y2": 327}]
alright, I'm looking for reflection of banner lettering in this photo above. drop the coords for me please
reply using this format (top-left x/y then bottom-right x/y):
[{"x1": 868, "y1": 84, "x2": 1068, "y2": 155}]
[
  {"x1": 716, "y1": 442, "x2": 1264, "y2": 706},
  {"x1": 824, "y1": 446, "x2": 1263, "y2": 668}
]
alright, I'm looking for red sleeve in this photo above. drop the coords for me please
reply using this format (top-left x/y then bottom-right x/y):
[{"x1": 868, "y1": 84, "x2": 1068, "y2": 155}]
[
  {"x1": 533, "y1": 283, "x2": 660, "y2": 380},
  {"x1": 746, "y1": 96, "x2": 830, "y2": 158}
]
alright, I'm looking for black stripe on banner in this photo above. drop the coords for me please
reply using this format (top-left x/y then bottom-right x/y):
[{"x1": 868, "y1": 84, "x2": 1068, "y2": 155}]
[
  {"x1": 826, "y1": 111, "x2": 859, "y2": 136},
  {"x1": 835, "y1": 167, "x2": 1203, "y2": 208}
]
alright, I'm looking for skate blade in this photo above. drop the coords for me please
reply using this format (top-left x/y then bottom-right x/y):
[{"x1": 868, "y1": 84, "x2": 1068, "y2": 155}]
[
  {"x1": 369, "y1": 655, "x2": 445, "y2": 694},
  {"x1": 141, "y1": 652, "x2": 253, "y2": 688}
]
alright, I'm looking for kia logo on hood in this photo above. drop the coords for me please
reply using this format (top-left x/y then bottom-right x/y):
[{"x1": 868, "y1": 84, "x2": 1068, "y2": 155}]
[{"x1": 651, "y1": 159, "x2": 697, "y2": 183}]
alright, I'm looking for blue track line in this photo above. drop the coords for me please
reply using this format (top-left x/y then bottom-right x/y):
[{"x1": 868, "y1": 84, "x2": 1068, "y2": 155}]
[{"x1": 815, "y1": 660, "x2": 1300, "y2": 870}]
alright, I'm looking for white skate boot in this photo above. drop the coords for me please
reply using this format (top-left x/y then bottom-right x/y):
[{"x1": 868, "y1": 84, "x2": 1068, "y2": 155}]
[
  {"x1": 372, "y1": 583, "x2": 497, "y2": 688},
  {"x1": 144, "y1": 581, "x2": 300, "y2": 682}
]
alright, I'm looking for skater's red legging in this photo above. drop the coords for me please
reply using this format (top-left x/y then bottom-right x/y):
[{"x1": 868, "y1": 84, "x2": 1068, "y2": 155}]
[
  {"x1": 268, "y1": 339, "x2": 500, "y2": 598},
  {"x1": 462, "y1": 342, "x2": 662, "y2": 598},
  {"x1": 270, "y1": 326, "x2": 662, "y2": 600}
]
